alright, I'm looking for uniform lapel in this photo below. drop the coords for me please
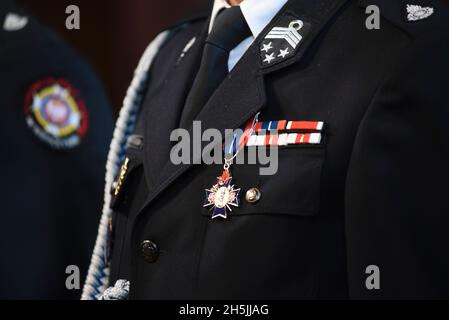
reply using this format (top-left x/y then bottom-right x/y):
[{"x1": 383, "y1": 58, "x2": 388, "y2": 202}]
[
  {"x1": 157, "y1": 38, "x2": 266, "y2": 182},
  {"x1": 138, "y1": 0, "x2": 350, "y2": 216},
  {"x1": 142, "y1": 23, "x2": 208, "y2": 187}
]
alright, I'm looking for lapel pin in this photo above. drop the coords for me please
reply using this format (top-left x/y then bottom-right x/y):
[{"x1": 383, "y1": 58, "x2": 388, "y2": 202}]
[
  {"x1": 406, "y1": 4, "x2": 434, "y2": 21},
  {"x1": 177, "y1": 36, "x2": 197, "y2": 64},
  {"x1": 3, "y1": 13, "x2": 28, "y2": 31}
]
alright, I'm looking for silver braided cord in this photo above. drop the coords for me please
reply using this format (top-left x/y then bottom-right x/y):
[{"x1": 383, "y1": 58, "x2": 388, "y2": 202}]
[
  {"x1": 100, "y1": 280, "x2": 130, "y2": 300},
  {"x1": 81, "y1": 30, "x2": 170, "y2": 300}
]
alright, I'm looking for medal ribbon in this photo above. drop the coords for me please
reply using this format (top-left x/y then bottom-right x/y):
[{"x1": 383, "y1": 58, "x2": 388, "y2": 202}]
[{"x1": 223, "y1": 112, "x2": 260, "y2": 162}]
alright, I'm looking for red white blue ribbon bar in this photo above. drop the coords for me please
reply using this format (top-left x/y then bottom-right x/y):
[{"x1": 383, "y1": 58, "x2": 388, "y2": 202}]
[
  {"x1": 254, "y1": 120, "x2": 324, "y2": 132},
  {"x1": 246, "y1": 132, "x2": 322, "y2": 147},
  {"x1": 224, "y1": 117, "x2": 324, "y2": 153}
]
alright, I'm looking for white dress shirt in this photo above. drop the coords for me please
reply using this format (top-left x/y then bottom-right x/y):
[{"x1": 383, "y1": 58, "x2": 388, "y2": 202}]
[{"x1": 209, "y1": 0, "x2": 288, "y2": 71}]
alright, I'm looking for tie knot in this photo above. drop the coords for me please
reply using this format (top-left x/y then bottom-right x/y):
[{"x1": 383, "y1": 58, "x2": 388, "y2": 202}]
[{"x1": 207, "y1": 6, "x2": 252, "y2": 52}]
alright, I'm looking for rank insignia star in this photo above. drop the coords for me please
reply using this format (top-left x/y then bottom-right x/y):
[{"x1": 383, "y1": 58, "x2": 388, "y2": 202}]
[
  {"x1": 204, "y1": 170, "x2": 240, "y2": 219},
  {"x1": 278, "y1": 48, "x2": 290, "y2": 58},
  {"x1": 259, "y1": 15, "x2": 311, "y2": 67},
  {"x1": 261, "y1": 42, "x2": 273, "y2": 53},
  {"x1": 263, "y1": 53, "x2": 275, "y2": 64}
]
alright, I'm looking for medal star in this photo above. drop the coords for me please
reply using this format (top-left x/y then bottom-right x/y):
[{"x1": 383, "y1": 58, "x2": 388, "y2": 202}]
[
  {"x1": 204, "y1": 174, "x2": 240, "y2": 220},
  {"x1": 261, "y1": 42, "x2": 273, "y2": 53},
  {"x1": 263, "y1": 53, "x2": 275, "y2": 64},
  {"x1": 278, "y1": 47, "x2": 290, "y2": 59}
]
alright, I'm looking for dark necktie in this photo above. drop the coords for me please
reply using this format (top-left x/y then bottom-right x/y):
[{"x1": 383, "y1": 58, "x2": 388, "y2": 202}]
[{"x1": 179, "y1": 6, "x2": 251, "y2": 128}]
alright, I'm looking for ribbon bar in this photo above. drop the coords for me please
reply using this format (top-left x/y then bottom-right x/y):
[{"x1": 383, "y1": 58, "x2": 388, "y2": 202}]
[
  {"x1": 246, "y1": 132, "x2": 322, "y2": 147},
  {"x1": 254, "y1": 120, "x2": 324, "y2": 132}
]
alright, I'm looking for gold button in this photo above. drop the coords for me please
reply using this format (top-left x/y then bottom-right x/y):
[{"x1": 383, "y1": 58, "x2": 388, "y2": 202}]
[{"x1": 245, "y1": 188, "x2": 261, "y2": 204}]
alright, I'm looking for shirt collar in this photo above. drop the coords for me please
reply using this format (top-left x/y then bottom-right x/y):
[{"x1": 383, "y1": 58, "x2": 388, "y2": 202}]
[{"x1": 209, "y1": 0, "x2": 288, "y2": 39}]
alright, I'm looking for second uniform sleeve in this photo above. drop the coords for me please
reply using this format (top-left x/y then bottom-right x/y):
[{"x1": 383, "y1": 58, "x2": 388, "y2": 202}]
[{"x1": 345, "y1": 27, "x2": 449, "y2": 299}]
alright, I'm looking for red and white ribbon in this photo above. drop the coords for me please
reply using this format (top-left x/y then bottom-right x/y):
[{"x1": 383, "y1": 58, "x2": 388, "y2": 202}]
[{"x1": 246, "y1": 132, "x2": 322, "y2": 147}]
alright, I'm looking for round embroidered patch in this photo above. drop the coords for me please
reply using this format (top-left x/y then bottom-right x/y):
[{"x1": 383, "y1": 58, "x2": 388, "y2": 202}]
[{"x1": 24, "y1": 78, "x2": 88, "y2": 149}]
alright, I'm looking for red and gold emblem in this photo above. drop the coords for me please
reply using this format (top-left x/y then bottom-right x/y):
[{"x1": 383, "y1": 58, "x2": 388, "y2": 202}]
[{"x1": 24, "y1": 78, "x2": 88, "y2": 149}]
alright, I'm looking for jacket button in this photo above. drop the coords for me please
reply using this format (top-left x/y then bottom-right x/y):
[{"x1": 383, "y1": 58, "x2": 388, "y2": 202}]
[
  {"x1": 140, "y1": 240, "x2": 159, "y2": 263},
  {"x1": 245, "y1": 188, "x2": 261, "y2": 204}
]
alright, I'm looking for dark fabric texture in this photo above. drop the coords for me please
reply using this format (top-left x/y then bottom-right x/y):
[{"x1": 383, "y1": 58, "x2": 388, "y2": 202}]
[
  {"x1": 108, "y1": 0, "x2": 449, "y2": 299},
  {"x1": 0, "y1": 1, "x2": 113, "y2": 299},
  {"x1": 179, "y1": 6, "x2": 251, "y2": 128}
]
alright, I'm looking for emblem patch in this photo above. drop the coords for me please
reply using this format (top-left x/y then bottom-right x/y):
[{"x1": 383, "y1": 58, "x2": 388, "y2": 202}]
[
  {"x1": 260, "y1": 14, "x2": 311, "y2": 67},
  {"x1": 406, "y1": 4, "x2": 434, "y2": 21},
  {"x1": 24, "y1": 78, "x2": 88, "y2": 149}
]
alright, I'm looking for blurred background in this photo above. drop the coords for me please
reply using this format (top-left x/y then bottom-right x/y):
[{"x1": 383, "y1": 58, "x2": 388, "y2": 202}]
[{"x1": 18, "y1": 0, "x2": 209, "y2": 116}]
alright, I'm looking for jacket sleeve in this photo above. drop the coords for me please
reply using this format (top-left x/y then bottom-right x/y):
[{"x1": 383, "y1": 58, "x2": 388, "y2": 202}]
[{"x1": 345, "y1": 21, "x2": 449, "y2": 299}]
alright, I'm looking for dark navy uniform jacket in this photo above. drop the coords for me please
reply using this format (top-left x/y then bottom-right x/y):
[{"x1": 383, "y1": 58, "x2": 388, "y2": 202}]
[
  {"x1": 0, "y1": 0, "x2": 113, "y2": 299},
  {"x1": 105, "y1": 0, "x2": 449, "y2": 299}
]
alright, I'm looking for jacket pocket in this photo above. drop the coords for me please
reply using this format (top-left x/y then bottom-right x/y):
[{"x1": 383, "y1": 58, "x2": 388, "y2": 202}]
[{"x1": 202, "y1": 146, "x2": 325, "y2": 218}]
